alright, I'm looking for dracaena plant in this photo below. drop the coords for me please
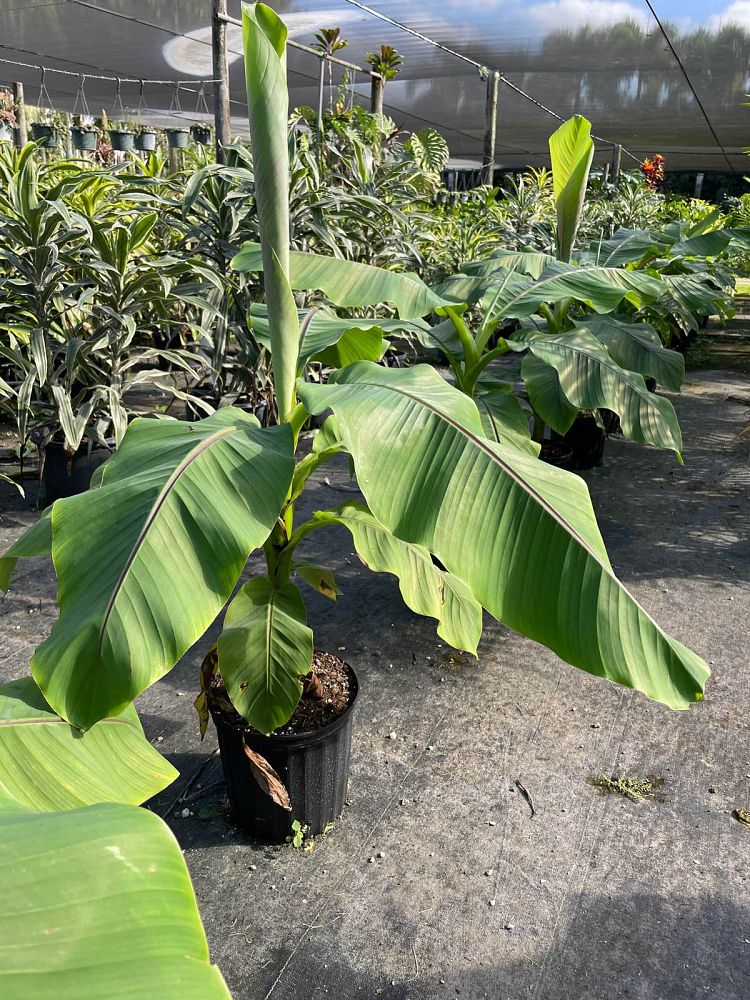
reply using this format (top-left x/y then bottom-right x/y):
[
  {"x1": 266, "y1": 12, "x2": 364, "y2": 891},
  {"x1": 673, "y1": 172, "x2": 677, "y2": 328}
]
[
  {"x1": 424, "y1": 116, "x2": 687, "y2": 459},
  {"x1": 1, "y1": 3, "x2": 708, "y2": 742}
]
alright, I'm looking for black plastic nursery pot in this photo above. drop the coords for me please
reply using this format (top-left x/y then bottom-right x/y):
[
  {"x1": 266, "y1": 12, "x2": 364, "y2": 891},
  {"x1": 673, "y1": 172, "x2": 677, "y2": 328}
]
[
  {"x1": 540, "y1": 439, "x2": 575, "y2": 470},
  {"x1": 135, "y1": 130, "x2": 157, "y2": 152},
  {"x1": 552, "y1": 414, "x2": 606, "y2": 471},
  {"x1": 191, "y1": 125, "x2": 212, "y2": 145},
  {"x1": 30, "y1": 122, "x2": 59, "y2": 148},
  {"x1": 71, "y1": 127, "x2": 97, "y2": 151},
  {"x1": 209, "y1": 663, "x2": 359, "y2": 842},
  {"x1": 40, "y1": 440, "x2": 111, "y2": 503},
  {"x1": 109, "y1": 130, "x2": 135, "y2": 152},
  {"x1": 166, "y1": 128, "x2": 190, "y2": 149}
]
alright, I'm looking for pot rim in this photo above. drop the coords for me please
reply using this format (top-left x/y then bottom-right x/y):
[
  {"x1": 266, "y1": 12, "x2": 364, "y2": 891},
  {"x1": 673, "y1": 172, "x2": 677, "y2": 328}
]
[{"x1": 209, "y1": 660, "x2": 359, "y2": 749}]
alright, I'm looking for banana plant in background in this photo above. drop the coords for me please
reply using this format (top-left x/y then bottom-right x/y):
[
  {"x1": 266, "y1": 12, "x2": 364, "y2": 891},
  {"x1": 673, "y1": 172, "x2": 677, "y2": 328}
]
[
  {"x1": 0, "y1": 675, "x2": 231, "y2": 998},
  {"x1": 427, "y1": 115, "x2": 687, "y2": 458},
  {"x1": 1, "y1": 4, "x2": 709, "y2": 755},
  {"x1": 578, "y1": 212, "x2": 744, "y2": 348}
]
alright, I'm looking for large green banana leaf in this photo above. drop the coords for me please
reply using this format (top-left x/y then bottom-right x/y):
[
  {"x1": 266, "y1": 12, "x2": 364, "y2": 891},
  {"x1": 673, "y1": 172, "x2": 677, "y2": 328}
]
[
  {"x1": 249, "y1": 304, "x2": 427, "y2": 369},
  {"x1": 521, "y1": 352, "x2": 579, "y2": 433},
  {"x1": 242, "y1": 1, "x2": 298, "y2": 419},
  {"x1": 474, "y1": 388, "x2": 540, "y2": 456},
  {"x1": 310, "y1": 501, "x2": 483, "y2": 654},
  {"x1": 583, "y1": 228, "x2": 674, "y2": 267},
  {"x1": 460, "y1": 250, "x2": 555, "y2": 279},
  {"x1": 218, "y1": 578, "x2": 313, "y2": 734},
  {"x1": 549, "y1": 115, "x2": 594, "y2": 263},
  {"x1": 233, "y1": 241, "x2": 454, "y2": 319},
  {"x1": 435, "y1": 264, "x2": 664, "y2": 317},
  {"x1": 575, "y1": 315, "x2": 685, "y2": 391},
  {"x1": 516, "y1": 329, "x2": 683, "y2": 455},
  {"x1": 3, "y1": 410, "x2": 294, "y2": 730},
  {"x1": 0, "y1": 803, "x2": 231, "y2": 999},
  {"x1": 0, "y1": 677, "x2": 176, "y2": 811},
  {"x1": 297, "y1": 363, "x2": 707, "y2": 709}
]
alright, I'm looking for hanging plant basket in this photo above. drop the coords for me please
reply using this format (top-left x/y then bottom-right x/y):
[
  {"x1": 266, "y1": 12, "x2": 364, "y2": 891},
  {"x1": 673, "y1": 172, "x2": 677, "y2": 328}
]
[
  {"x1": 135, "y1": 128, "x2": 157, "y2": 152},
  {"x1": 30, "y1": 122, "x2": 59, "y2": 148},
  {"x1": 190, "y1": 124, "x2": 212, "y2": 146},
  {"x1": 165, "y1": 127, "x2": 189, "y2": 150},
  {"x1": 71, "y1": 126, "x2": 97, "y2": 151},
  {"x1": 0, "y1": 123, "x2": 12, "y2": 143},
  {"x1": 108, "y1": 129, "x2": 135, "y2": 152}
]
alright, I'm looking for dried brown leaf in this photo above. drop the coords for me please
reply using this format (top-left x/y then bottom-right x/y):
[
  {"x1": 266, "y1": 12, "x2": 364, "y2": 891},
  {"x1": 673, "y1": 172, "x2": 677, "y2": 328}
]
[{"x1": 242, "y1": 742, "x2": 292, "y2": 811}]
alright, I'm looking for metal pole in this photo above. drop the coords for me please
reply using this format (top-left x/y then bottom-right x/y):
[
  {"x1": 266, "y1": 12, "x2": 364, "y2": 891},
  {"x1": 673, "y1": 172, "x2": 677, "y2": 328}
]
[
  {"x1": 212, "y1": 0, "x2": 231, "y2": 163},
  {"x1": 370, "y1": 73, "x2": 384, "y2": 115},
  {"x1": 611, "y1": 143, "x2": 622, "y2": 184},
  {"x1": 482, "y1": 70, "x2": 500, "y2": 186},
  {"x1": 317, "y1": 56, "x2": 326, "y2": 133},
  {"x1": 12, "y1": 81, "x2": 27, "y2": 147},
  {"x1": 602, "y1": 162, "x2": 610, "y2": 185}
]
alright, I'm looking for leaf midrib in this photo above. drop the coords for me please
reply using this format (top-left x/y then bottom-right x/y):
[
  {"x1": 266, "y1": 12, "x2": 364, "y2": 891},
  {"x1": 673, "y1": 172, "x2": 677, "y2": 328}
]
[{"x1": 96, "y1": 423, "x2": 241, "y2": 655}]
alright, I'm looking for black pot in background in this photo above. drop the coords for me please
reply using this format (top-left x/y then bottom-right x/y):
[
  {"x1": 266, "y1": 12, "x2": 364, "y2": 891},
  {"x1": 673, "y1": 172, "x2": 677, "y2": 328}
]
[
  {"x1": 41, "y1": 440, "x2": 111, "y2": 503},
  {"x1": 109, "y1": 130, "x2": 135, "y2": 152},
  {"x1": 644, "y1": 376, "x2": 657, "y2": 392},
  {"x1": 136, "y1": 130, "x2": 157, "y2": 152},
  {"x1": 71, "y1": 127, "x2": 98, "y2": 151},
  {"x1": 210, "y1": 665, "x2": 359, "y2": 842},
  {"x1": 191, "y1": 125, "x2": 212, "y2": 145},
  {"x1": 165, "y1": 128, "x2": 190, "y2": 150},
  {"x1": 30, "y1": 122, "x2": 59, "y2": 148},
  {"x1": 599, "y1": 409, "x2": 621, "y2": 435},
  {"x1": 540, "y1": 439, "x2": 575, "y2": 470},
  {"x1": 554, "y1": 414, "x2": 606, "y2": 470}
]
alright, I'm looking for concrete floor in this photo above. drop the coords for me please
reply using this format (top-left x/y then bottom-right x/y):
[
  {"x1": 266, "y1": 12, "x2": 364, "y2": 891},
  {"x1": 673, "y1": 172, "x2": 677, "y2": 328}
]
[{"x1": 1, "y1": 365, "x2": 749, "y2": 1000}]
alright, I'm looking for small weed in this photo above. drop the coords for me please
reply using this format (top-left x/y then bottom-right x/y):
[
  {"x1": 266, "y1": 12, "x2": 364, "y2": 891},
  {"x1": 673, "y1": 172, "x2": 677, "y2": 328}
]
[
  {"x1": 287, "y1": 819, "x2": 308, "y2": 849},
  {"x1": 590, "y1": 774, "x2": 664, "y2": 803}
]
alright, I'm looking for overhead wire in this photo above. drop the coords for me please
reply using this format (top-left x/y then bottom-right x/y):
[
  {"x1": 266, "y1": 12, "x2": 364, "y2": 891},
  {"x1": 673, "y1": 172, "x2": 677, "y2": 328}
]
[
  {"x1": 341, "y1": 0, "x2": 643, "y2": 163},
  {"x1": 640, "y1": 0, "x2": 736, "y2": 173}
]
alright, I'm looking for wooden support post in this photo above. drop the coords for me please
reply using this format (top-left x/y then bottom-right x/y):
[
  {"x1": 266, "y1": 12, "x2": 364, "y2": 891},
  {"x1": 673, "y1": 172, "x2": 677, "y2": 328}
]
[
  {"x1": 212, "y1": 0, "x2": 231, "y2": 163},
  {"x1": 694, "y1": 172, "x2": 705, "y2": 198},
  {"x1": 63, "y1": 112, "x2": 73, "y2": 157},
  {"x1": 317, "y1": 56, "x2": 326, "y2": 133},
  {"x1": 602, "y1": 162, "x2": 610, "y2": 185},
  {"x1": 482, "y1": 70, "x2": 500, "y2": 186},
  {"x1": 12, "y1": 81, "x2": 27, "y2": 147},
  {"x1": 611, "y1": 143, "x2": 622, "y2": 185},
  {"x1": 370, "y1": 74, "x2": 384, "y2": 116}
]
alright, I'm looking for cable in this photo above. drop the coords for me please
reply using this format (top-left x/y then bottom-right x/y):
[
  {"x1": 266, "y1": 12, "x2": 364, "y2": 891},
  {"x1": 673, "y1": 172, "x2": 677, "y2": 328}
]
[
  {"x1": 341, "y1": 0, "x2": 643, "y2": 164},
  {"x1": 640, "y1": 0, "x2": 736, "y2": 173},
  {"x1": 0, "y1": 53, "x2": 218, "y2": 88}
]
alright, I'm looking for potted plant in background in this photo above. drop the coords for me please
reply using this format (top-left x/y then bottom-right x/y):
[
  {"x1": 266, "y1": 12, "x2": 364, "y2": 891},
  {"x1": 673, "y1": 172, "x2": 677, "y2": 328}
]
[
  {"x1": 135, "y1": 123, "x2": 158, "y2": 152},
  {"x1": 70, "y1": 114, "x2": 98, "y2": 151},
  {"x1": 165, "y1": 126, "x2": 190, "y2": 149},
  {"x1": 0, "y1": 3, "x2": 709, "y2": 848},
  {"x1": 191, "y1": 122, "x2": 212, "y2": 145},
  {"x1": 29, "y1": 109, "x2": 66, "y2": 148},
  {"x1": 0, "y1": 89, "x2": 17, "y2": 143},
  {"x1": 107, "y1": 118, "x2": 136, "y2": 152}
]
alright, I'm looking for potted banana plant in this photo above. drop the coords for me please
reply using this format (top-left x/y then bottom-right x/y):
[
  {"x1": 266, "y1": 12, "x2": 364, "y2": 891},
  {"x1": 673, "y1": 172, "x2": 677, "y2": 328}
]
[
  {"x1": 0, "y1": 3, "x2": 709, "y2": 846},
  {"x1": 424, "y1": 116, "x2": 687, "y2": 469}
]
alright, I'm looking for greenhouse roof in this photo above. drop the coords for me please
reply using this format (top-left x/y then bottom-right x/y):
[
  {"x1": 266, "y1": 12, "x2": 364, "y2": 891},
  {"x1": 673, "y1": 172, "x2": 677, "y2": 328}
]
[{"x1": 0, "y1": 0, "x2": 748, "y2": 171}]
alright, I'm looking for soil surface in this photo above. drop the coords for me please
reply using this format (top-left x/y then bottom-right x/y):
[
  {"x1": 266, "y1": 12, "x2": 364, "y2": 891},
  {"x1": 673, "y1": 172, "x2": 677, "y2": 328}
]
[
  {"x1": 1, "y1": 359, "x2": 749, "y2": 1000},
  {"x1": 211, "y1": 652, "x2": 354, "y2": 736}
]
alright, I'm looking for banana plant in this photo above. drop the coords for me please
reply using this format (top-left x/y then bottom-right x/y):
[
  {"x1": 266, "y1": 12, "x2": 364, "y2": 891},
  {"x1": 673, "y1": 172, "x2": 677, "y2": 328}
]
[
  {"x1": 426, "y1": 116, "x2": 686, "y2": 458},
  {"x1": 1, "y1": 3, "x2": 708, "y2": 747}
]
